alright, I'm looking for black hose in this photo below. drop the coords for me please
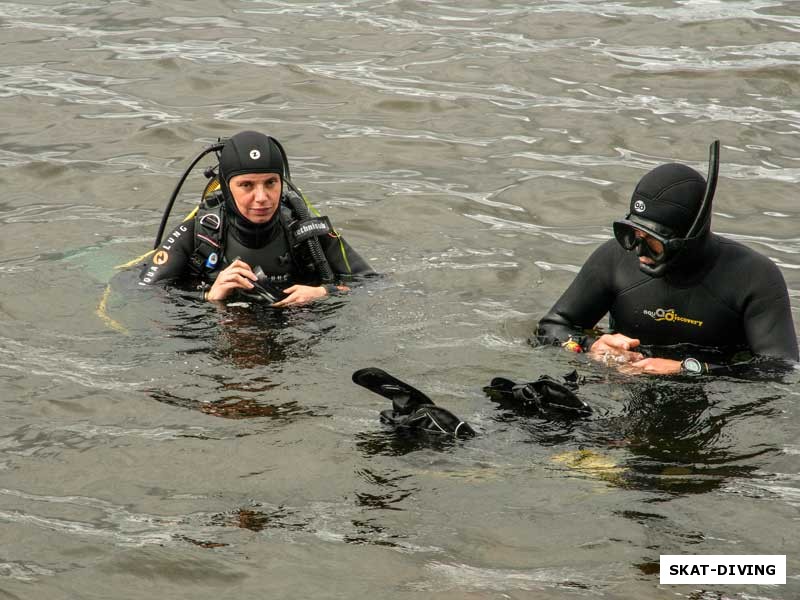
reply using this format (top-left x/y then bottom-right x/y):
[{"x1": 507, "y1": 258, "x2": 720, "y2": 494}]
[
  {"x1": 685, "y1": 139, "x2": 720, "y2": 240},
  {"x1": 285, "y1": 181, "x2": 334, "y2": 283},
  {"x1": 153, "y1": 142, "x2": 224, "y2": 249}
]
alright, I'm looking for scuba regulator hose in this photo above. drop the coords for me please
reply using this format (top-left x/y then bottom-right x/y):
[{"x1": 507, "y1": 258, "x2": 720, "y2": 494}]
[
  {"x1": 285, "y1": 180, "x2": 335, "y2": 283},
  {"x1": 153, "y1": 142, "x2": 225, "y2": 250},
  {"x1": 268, "y1": 136, "x2": 335, "y2": 284}
]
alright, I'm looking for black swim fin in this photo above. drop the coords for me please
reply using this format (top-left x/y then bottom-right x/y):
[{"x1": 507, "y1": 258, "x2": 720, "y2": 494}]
[
  {"x1": 379, "y1": 405, "x2": 475, "y2": 438},
  {"x1": 484, "y1": 372, "x2": 592, "y2": 418},
  {"x1": 352, "y1": 367, "x2": 433, "y2": 413},
  {"x1": 353, "y1": 368, "x2": 476, "y2": 438}
]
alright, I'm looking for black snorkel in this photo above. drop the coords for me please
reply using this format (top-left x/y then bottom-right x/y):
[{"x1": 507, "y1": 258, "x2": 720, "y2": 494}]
[
  {"x1": 614, "y1": 140, "x2": 720, "y2": 278},
  {"x1": 153, "y1": 142, "x2": 224, "y2": 249}
]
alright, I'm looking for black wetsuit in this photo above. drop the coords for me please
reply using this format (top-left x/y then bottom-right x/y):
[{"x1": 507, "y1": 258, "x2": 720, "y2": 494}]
[
  {"x1": 139, "y1": 193, "x2": 374, "y2": 294},
  {"x1": 535, "y1": 233, "x2": 799, "y2": 362}
]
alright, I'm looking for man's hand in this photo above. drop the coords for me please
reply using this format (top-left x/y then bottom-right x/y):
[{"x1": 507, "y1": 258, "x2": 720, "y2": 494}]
[
  {"x1": 589, "y1": 334, "x2": 682, "y2": 375},
  {"x1": 206, "y1": 259, "x2": 257, "y2": 301},
  {"x1": 272, "y1": 284, "x2": 328, "y2": 308},
  {"x1": 622, "y1": 357, "x2": 682, "y2": 375},
  {"x1": 589, "y1": 333, "x2": 644, "y2": 363}
]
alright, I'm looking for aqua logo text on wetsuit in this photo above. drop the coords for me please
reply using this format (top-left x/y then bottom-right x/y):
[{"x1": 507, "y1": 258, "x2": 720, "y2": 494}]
[{"x1": 643, "y1": 307, "x2": 703, "y2": 327}]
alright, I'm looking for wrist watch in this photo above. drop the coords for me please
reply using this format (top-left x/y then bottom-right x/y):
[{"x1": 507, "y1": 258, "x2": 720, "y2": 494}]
[{"x1": 680, "y1": 357, "x2": 705, "y2": 376}]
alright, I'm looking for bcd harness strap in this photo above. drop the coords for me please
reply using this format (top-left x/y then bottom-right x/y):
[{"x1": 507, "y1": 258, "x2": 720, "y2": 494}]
[{"x1": 189, "y1": 192, "x2": 225, "y2": 274}]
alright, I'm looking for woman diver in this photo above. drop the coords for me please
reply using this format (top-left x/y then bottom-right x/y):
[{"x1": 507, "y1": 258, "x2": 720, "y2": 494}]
[{"x1": 139, "y1": 130, "x2": 375, "y2": 306}]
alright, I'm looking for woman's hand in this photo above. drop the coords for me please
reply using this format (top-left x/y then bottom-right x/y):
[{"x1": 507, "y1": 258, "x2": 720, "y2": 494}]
[
  {"x1": 272, "y1": 284, "x2": 328, "y2": 307},
  {"x1": 205, "y1": 259, "x2": 257, "y2": 302}
]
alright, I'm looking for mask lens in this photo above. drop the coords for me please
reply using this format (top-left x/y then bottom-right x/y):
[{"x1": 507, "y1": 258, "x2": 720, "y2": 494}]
[
  {"x1": 614, "y1": 221, "x2": 669, "y2": 261},
  {"x1": 633, "y1": 230, "x2": 667, "y2": 261},
  {"x1": 613, "y1": 222, "x2": 638, "y2": 250},
  {"x1": 641, "y1": 233, "x2": 665, "y2": 260}
]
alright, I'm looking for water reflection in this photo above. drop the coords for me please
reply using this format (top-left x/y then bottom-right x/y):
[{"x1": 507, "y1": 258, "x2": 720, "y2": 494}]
[
  {"x1": 355, "y1": 429, "x2": 466, "y2": 457},
  {"x1": 617, "y1": 380, "x2": 778, "y2": 494},
  {"x1": 209, "y1": 307, "x2": 293, "y2": 368},
  {"x1": 104, "y1": 261, "x2": 342, "y2": 419},
  {"x1": 206, "y1": 501, "x2": 408, "y2": 549},
  {"x1": 210, "y1": 504, "x2": 304, "y2": 533},
  {"x1": 543, "y1": 375, "x2": 787, "y2": 496},
  {"x1": 208, "y1": 304, "x2": 336, "y2": 369},
  {"x1": 141, "y1": 301, "x2": 338, "y2": 418},
  {"x1": 149, "y1": 388, "x2": 322, "y2": 421},
  {"x1": 354, "y1": 467, "x2": 417, "y2": 512}
]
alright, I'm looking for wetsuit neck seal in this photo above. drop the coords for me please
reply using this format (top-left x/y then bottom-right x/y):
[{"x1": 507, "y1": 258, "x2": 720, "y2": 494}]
[
  {"x1": 224, "y1": 193, "x2": 281, "y2": 248},
  {"x1": 613, "y1": 140, "x2": 719, "y2": 278}
]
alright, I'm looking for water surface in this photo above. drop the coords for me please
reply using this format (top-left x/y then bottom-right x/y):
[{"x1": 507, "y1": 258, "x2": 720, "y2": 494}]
[{"x1": 1, "y1": 1, "x2": 799, "y2": 598}]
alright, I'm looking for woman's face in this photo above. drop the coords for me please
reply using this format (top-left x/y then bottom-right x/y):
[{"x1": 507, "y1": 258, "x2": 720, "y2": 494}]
[{"x1": 229, "y1": 172, "x2": 282, "y2": 224}]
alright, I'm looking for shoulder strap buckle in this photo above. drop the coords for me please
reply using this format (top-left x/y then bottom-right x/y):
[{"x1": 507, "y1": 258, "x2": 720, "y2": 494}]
[
  {"x1": 199, "y1": 212, "x2": 221, "y2": 231},
  {"x1": 190, "y1": 202, "x2": 225, "y2": 274}
]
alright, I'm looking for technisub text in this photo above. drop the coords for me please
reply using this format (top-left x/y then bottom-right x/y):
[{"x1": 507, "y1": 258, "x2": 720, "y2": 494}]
[{"x1": 295, "y1": 221, "x2": 329, "y2": 237}]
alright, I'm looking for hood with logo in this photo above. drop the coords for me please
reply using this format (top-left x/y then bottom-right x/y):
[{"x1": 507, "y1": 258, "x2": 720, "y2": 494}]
[
  {"x1": 218, "y1": 130, "x2": 288, "y2": 244},
  {"x1": 614, "y1": 150, "x2": 719, "y2": 280},
  {"x1": 627, "y1": 163, "x2": 708, "y2": 239}
]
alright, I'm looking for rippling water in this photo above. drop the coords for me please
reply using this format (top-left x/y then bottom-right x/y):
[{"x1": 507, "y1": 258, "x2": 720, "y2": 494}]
[{"x1": 2, "y1": 1, "x2": 799, "y2": 598}]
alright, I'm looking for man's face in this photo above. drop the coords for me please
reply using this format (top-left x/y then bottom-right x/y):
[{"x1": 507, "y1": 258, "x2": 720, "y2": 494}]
[
  {"x1": 229, "y1": 172, "x2": 282, "y2": 224},
  {"x1": 633, "y1": 229, "x2": 665, "y2": 266}
]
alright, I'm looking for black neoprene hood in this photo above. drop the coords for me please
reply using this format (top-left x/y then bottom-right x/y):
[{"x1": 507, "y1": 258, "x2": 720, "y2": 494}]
[
  {"x1": 627, "y1": 163, "x2": 707, "y2": 237},
  {"x1": 219, "y1": 130, "x2": 285, "y2": 183}
]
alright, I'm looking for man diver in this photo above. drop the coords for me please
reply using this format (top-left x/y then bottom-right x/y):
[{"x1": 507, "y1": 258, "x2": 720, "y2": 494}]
[
  {"x1": 534, "y1": 141, "x2": 798, "y2": 375},
  {"x1": 139, "y1": 131, "x2": 375, "y2": 306}
]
